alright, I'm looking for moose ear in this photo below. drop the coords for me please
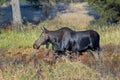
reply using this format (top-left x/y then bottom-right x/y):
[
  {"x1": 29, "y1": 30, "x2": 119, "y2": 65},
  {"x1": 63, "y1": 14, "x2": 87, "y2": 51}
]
[
  {"x1": 41, "y1": 27, "x2": 48, "y2": 33},
  {"x1": 41, "y1": 27, "x2": 45, "y2": 31}
]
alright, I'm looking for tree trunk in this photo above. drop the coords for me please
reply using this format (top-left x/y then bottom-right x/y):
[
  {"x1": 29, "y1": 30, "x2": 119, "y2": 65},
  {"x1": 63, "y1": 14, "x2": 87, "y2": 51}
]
[{"x1": 11, "y1": 0, "x2": 22, "y2": 30}]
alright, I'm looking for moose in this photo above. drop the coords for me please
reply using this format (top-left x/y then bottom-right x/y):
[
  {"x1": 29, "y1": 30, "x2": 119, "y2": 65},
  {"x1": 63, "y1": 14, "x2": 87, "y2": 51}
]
[{"x1": 33, "y1": 27, "x2": 100, "y2": 60}]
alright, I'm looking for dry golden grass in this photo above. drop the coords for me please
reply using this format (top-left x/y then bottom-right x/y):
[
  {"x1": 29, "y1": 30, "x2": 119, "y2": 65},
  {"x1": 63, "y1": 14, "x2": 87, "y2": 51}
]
[{"x1": 0, "y1": 46, "x2": 119, "y2": 80}]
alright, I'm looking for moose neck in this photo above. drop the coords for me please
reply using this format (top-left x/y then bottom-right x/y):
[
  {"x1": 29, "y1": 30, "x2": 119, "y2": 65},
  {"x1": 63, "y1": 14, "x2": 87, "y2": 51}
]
[{"x1": 47, "y1": 31, "x2": 59, "y2": 45}]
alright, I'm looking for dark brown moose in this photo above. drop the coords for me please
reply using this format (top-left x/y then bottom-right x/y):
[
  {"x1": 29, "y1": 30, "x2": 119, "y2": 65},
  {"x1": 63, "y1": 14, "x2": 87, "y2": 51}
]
[{"x1": 33, "y1": 27, "x2": 100, "y2": 60}]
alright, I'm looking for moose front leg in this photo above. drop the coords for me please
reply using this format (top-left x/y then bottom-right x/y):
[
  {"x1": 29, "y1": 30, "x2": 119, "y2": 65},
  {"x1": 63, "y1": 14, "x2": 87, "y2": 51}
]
[{"x1": 45, "y1": 42, "x2": 49, "y2": 49}]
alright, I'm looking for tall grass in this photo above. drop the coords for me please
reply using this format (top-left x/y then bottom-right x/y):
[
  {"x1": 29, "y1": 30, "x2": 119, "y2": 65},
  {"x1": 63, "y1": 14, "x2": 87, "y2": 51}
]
[
  {"x1": 0, "y1": 24, "x2": 120, "y2": 49},
  {"x1": 0, "y1": 23, "x2": 120, "y2": 80},
  {"x1": 0, "y1": 28, "x2": 40, "y2": 49},
  {"x1": 0, "y1": 59, "x2": 116, "y2": 80},
  {"x1": 87, "y1": 25, "x2": 120, "y2": 45}
]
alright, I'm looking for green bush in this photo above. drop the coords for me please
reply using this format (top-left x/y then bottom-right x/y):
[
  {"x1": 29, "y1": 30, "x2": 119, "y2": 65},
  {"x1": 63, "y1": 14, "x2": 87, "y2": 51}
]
[
  {"x1": 87, "y1": 0, "x2": 120, "y2": 25},
  {"x1": 0, "y1": 0, "x2": 8, "y2": 5}
]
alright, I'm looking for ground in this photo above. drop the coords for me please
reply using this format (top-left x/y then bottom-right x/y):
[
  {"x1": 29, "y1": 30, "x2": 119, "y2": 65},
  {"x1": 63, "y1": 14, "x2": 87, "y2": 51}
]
[{"x1": 0, "y1": 44, "x2": 120, "y2": 80}]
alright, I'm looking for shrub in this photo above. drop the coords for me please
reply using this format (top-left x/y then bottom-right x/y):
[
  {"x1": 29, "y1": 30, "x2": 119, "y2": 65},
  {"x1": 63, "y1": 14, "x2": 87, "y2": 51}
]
[{"x1": 87, "y1": 0, "x2": 120, "y2": 25}]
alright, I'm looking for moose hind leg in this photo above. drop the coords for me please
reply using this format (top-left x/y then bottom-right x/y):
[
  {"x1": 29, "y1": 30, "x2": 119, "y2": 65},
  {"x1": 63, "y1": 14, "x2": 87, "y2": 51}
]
[
  {"x1": 87, "y1": 50, "x2": 95, "y2": 58},
  {"x1": 92, "y1": 50, "x2": 100, "y2": 60},
  {"x1": 87, "y1": 48, "x2": 100, "y2": 60}
]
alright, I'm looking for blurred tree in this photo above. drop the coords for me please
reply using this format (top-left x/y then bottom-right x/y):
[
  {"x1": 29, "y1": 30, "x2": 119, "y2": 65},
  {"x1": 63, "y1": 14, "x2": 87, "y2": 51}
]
[
  {"x1": 0, "y1": 0, "x2": 22, "y2": 29},
  {"x1": 11, "y1": 0, "x2": 22, "y2": 30},
  {"x1": 87, "y1": 0, "x2": 120, "y2": 25}
]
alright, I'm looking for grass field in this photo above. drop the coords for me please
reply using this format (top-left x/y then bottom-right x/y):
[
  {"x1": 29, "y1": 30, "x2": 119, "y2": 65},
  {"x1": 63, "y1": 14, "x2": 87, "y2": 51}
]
[
  {"x1": 0, "y1": 23, "x2": 120, "y2": 48},
  {"x1": 0, "y1": 3, "x2": 120, "y2": 80},
  {"x1": 0, "y1": 23, "x2": 120, "y2": 80}
]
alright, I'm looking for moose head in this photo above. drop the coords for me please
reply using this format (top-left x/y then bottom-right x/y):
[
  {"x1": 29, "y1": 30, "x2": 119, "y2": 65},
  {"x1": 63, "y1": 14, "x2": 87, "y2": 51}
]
[{"x1": 33, "y1": 27, "x2": 49, "y2": 49}]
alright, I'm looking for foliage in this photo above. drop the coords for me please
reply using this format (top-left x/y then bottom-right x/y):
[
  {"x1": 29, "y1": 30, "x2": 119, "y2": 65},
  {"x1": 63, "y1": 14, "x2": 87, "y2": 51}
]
[
  {"x1": 20, "y1": 0, "x2": 27, "y2": 2},
  {"x1": 0, "y1": 0, "x2": 9, "y2": 5},
  {"x1": 86, "y1": 0, "x2": 120, "y2": 25}
]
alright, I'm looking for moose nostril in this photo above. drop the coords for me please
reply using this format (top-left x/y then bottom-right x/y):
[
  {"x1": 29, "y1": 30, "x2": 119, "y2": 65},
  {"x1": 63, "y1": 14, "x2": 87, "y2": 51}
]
[
  {"x1": 33, "y1": 44, "x2": 37, "y2": 49},
  {"x1": 33, "y1": 44, "x2": 40, "y2": 49}
]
